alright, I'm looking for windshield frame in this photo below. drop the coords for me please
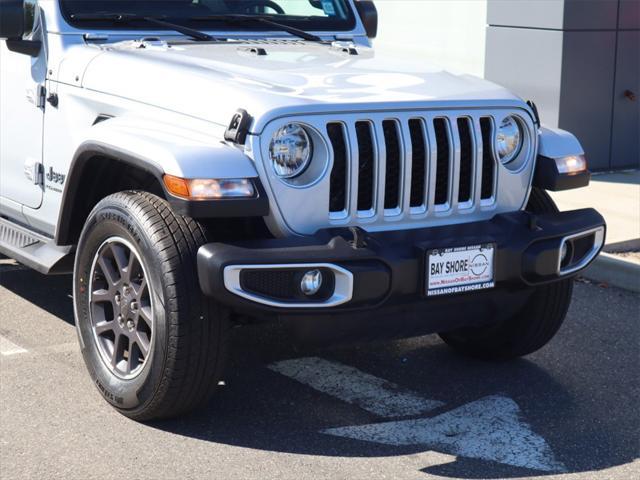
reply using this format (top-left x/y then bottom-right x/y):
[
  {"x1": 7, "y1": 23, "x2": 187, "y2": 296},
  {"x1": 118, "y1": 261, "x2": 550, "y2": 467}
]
[{"x1": 58, "y1": 0, "x2": 358, "y2": 34}]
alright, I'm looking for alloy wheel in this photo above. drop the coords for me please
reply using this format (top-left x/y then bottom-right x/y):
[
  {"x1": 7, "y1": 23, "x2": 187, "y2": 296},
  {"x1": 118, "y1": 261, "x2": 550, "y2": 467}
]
[{"x1": 89, "y1": 237, "x2": 154, "y2": 379}]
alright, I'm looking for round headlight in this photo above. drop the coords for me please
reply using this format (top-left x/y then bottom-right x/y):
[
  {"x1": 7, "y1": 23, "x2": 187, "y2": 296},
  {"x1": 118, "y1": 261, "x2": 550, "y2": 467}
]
[
  {"x1": 495, "y1": 116, "x2": 523, "y2": 164},
  {"x1": 269, "y1": 124, "x2": 313, "y2": 179}
]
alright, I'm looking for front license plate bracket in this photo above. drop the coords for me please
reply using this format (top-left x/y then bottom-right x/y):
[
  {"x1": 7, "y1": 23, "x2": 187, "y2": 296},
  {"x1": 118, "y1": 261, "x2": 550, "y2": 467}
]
[{"x1": 426, "y1": 243, "x2": 496, "y2": 297}]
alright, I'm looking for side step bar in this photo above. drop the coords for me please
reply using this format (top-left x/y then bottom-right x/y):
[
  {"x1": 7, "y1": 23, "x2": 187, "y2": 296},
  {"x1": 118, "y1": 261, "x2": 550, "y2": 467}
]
[{"x1": 0, "y1": 217, "x2": 74, "y2": 275}]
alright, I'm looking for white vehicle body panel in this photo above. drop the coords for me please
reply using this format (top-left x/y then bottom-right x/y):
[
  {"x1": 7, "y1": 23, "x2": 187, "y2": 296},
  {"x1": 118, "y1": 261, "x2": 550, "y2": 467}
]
[
  {"x1": 29, "y1": 83, "x2": 260, "y2": 236},
  {"x1": 79, "y1": 39, "x2": 522, "y2": 132},
  {"x1": 537, "y1": 126, "x2": 585, "y2": 158},
  {"x1": 0, "y1": 39, "x2": 46, "y2": 210}
]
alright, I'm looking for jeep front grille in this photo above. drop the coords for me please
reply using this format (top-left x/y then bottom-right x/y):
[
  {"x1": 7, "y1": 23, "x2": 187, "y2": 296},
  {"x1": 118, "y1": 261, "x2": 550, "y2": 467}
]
[
  {"x1": 327, "y1": 114, "x2": 498, "y2": 218},
  {"x1": 254, "y1": 108, "x2": 536, "y2": 237}
]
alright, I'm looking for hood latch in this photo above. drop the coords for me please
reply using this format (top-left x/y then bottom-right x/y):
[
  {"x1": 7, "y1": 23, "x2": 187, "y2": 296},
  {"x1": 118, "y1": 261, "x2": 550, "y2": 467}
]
[{"x1": 224, "y1": 109, "x2": 253, "y2": 145}]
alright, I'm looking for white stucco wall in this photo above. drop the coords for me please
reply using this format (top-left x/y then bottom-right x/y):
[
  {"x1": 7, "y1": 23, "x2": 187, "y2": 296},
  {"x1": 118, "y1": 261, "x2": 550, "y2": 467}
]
[{"x1": 373, "y1": 0, "x2": 488, "y2": 78}]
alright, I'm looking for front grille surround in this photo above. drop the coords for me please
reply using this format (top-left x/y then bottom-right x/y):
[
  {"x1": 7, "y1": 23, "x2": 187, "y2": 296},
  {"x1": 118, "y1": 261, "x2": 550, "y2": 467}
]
[{"x1": 253, "y1": 108, "x2": 537, "y2": 237}]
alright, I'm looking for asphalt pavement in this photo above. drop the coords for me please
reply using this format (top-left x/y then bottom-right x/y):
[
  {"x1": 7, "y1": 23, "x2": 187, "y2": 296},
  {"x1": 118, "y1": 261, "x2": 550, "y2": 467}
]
[{"x1": 1, "y1": 257, "x2": 638, "y2": 480}]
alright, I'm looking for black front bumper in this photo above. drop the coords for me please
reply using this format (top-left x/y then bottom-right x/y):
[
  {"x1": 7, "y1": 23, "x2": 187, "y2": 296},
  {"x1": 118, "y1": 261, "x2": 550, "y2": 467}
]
[{"x1": 197, "y1": 208, "x2": 605, "y2": 316}]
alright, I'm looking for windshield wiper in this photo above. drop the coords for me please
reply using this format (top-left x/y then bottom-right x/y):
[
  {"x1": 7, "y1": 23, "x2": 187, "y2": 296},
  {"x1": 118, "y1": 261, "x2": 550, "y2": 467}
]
[
  {"x1": 70, "y1": 13, "x2": 214, "y2": 42},
  {"x1": 190, "y1": 14, "x2": 323, "y2": 42}
]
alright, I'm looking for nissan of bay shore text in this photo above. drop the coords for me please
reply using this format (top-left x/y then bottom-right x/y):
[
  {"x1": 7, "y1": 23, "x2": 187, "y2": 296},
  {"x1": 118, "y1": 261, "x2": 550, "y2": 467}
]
[{"x1": 0, "y1": 0, "x2": 606, "y2": 420}]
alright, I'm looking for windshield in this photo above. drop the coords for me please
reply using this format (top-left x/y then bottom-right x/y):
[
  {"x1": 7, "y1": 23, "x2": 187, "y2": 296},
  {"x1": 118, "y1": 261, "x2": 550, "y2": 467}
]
[{"x1": 60, "y1": 0, "x2": 356, "y2": 32}]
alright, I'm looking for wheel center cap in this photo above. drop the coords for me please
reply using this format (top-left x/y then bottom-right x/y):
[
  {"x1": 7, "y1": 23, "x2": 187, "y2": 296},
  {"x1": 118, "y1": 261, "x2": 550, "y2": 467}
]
[{"x1": 119, "y1": 286, "x2": 136, "y2": 319}]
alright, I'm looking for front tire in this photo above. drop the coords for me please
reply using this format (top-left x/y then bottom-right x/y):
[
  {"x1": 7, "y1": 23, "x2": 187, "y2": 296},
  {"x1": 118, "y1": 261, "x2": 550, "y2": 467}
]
[
  {"x1": 74, "y1": 191, "x2": 229, "y2": 420},
  {"x1": 439, "y1": 188, "x2": 574, "y2": 360}
]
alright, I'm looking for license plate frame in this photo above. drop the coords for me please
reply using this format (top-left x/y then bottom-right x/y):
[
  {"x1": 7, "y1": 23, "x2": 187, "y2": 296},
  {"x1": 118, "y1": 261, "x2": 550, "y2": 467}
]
[{"x1": 425, "y1": 243, "x2": 496, "y2": 297}]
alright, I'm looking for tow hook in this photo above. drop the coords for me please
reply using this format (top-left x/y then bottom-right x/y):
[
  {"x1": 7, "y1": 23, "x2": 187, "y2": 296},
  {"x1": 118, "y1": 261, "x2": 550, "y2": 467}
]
[{"x1": 349, "y1": 226, "x2": 369, "y2": 249}]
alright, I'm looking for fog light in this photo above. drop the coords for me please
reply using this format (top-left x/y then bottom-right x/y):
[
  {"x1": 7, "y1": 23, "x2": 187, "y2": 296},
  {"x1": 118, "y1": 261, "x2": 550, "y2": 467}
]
[
  {"x1": 561, "y1": 242, "x2": 569, "y2": 262},
  {"x1": 300, "y1": 270, "x2": 323, "y2": 296}
]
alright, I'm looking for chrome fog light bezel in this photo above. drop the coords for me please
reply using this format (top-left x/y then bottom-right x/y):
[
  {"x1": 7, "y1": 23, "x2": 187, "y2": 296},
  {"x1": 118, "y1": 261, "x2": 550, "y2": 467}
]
[
  {"x1": 557, "y1": 226, "x2": 605, "y2": 276},
  {"x1": 223, "y1": 263, "x2": 353, "y2": 308}
]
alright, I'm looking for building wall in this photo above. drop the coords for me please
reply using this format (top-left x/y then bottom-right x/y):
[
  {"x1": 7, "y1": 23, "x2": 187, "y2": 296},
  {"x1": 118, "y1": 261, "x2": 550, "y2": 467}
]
[
  {"x1": 484, "y1": 0, "x2": 639, "y2": 170},
  {"x1": 374, "y1": 0, "x2": 638, "y2": 171},
  {"x1": 373, "y1": 0, "x2": 488, "y2": 78}
]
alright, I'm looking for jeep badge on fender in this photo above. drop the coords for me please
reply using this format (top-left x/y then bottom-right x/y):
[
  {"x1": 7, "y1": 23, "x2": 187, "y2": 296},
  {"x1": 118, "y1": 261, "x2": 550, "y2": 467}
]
[
  {"x1": 0, "y1": 0, "x2": 605, "y2": 421},
  {"x1": 46, "y1": 167, "x2": 66, "y2": 185}
]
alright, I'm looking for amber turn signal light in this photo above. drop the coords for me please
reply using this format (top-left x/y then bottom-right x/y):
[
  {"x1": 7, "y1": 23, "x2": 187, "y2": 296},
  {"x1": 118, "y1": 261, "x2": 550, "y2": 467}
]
[{"x1": 163, "y1": 175, "x2": 255, "y2": 200}]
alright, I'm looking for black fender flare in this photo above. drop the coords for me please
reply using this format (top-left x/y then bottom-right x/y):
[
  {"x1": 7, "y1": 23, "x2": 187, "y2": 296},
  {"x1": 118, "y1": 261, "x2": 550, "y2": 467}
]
[{"x1": 55, "y1": 142, "x2": 269, "y2": 246}]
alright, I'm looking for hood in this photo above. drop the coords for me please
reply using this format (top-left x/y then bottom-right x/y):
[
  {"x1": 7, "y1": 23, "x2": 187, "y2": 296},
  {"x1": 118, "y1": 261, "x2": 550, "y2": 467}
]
[{"x1": 79, "y1": 39, "x2": 523, "y2": 131}]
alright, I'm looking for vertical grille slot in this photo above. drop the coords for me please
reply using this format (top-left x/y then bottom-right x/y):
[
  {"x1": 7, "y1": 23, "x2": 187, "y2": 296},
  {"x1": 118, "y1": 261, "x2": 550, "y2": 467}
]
[
  {"x1": 382, "y1": 120, "x2": 401, "y2": 210},
  {"x1": 457, "y1": 118, "x2": 473, "y2": 203},
  {"x1": 409, "y1": 119, "x2": 427, "y2": 208},
  {"x1": 355, "y1": 121, "x2": 375, "y2": 211},
  {"x1": 480, "y1": 117, "x2": 495, "y2": 200},
  {"x1": 327, "y1": 123, "x2": 348, "y2": 213},
  {"x1": 433, "y1": 118, "x2": 450, "y2": 205}
]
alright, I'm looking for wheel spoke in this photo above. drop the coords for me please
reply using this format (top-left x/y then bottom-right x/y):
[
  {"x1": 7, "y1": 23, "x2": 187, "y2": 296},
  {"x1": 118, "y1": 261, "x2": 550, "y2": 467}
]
[
  {"x1": 98, "y1": 256, "x2": 119, "y2": 287},
  {"x1": 110, "y1": 244, "x2": 129, "y2": 280},
  {"x1": 134, "y1": 331, "x2": 150, "y2": 357},
  {"x1": 91, "y1": 288, "x2": 112, "y2": 304},
  {"x1": 126, "y1": 343, "x2": 135, "y2": 374},
  {"x1": 133, "y1": 277, "x2": 147, "y2": 298},
  {"x1": 124, "y1": 248, "x2": 138, "y2": 283},
  {"x1": 94, "y1": 320, "x2": 116, "y2": 336},
  {"x1": 138, "y1": 306, "x2": 152, "y2": 329},
  {"x1": 111, "y1": 334, "x2": 122, "y2": 368}
]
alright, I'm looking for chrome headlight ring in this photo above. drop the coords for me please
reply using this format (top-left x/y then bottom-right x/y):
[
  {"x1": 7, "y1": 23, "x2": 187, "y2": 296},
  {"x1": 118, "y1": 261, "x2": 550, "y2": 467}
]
[
  {"x1": 495, "y1": 115, "x2": 524, "y2": 165},
  {"x1": 269, "y1": 123, "x2": 313, "y2": 179}
]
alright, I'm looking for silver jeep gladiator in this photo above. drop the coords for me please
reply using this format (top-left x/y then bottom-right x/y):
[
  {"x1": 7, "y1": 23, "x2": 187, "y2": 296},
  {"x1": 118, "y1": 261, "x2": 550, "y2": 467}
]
[{"x1": 0, "y1": 0, "x2": 606, "y2": 421}]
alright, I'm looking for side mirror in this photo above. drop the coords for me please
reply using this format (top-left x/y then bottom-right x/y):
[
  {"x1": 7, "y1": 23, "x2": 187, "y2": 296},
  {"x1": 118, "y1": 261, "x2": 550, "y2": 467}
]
[
  {"x1": 354, "y1": 0, "x2": 378, "y2": 39},
  {"x1": 0, "y1": 0, "x2": 42, "y2": 56},
  {"x1": 0, "y1": 0, "x2": 26, "y2": 39}
]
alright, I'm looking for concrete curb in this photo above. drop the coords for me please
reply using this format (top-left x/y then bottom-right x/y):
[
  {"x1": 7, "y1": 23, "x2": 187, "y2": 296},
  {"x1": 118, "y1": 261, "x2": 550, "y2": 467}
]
[{"x1": 583, "y1": 252, "x2": 640, "y2": 293}]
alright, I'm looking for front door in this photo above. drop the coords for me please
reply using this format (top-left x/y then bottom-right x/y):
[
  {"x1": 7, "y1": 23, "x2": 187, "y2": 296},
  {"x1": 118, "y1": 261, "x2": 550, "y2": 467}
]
[{"x1": 0, "y1": 4, "x2": 45, "y2": 210}]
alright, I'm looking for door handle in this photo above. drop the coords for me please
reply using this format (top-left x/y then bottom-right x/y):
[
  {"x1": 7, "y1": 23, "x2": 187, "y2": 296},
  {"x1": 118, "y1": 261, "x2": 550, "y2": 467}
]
[
  {"x1": 25, "y1": 84, "x2": 46, "y2": 108},
  {"x1": 25, "y1": 87, "x2": 36, "y2": 104}
]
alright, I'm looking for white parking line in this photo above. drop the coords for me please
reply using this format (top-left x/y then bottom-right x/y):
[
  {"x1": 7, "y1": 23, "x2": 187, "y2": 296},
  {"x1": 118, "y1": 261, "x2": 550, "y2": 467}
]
[
  {"x1": 323, "y1": 395, "x2": 566, "y2": 473},
  {"x1": 0, "y1": 335, "x2": 28, "y2": 356},
  {"x1": 269, "y1": 357, "x2": 445, "y2": 418}
]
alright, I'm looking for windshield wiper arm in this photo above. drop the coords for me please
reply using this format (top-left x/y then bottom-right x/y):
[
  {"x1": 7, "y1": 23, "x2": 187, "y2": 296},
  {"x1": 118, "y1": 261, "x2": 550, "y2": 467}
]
[
  {"x1": 190, "y1": 15, "x2": 323, "y2": 42},
  {"x1": 70, "y1": 13, "x2": 214, "y2": 42}
]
